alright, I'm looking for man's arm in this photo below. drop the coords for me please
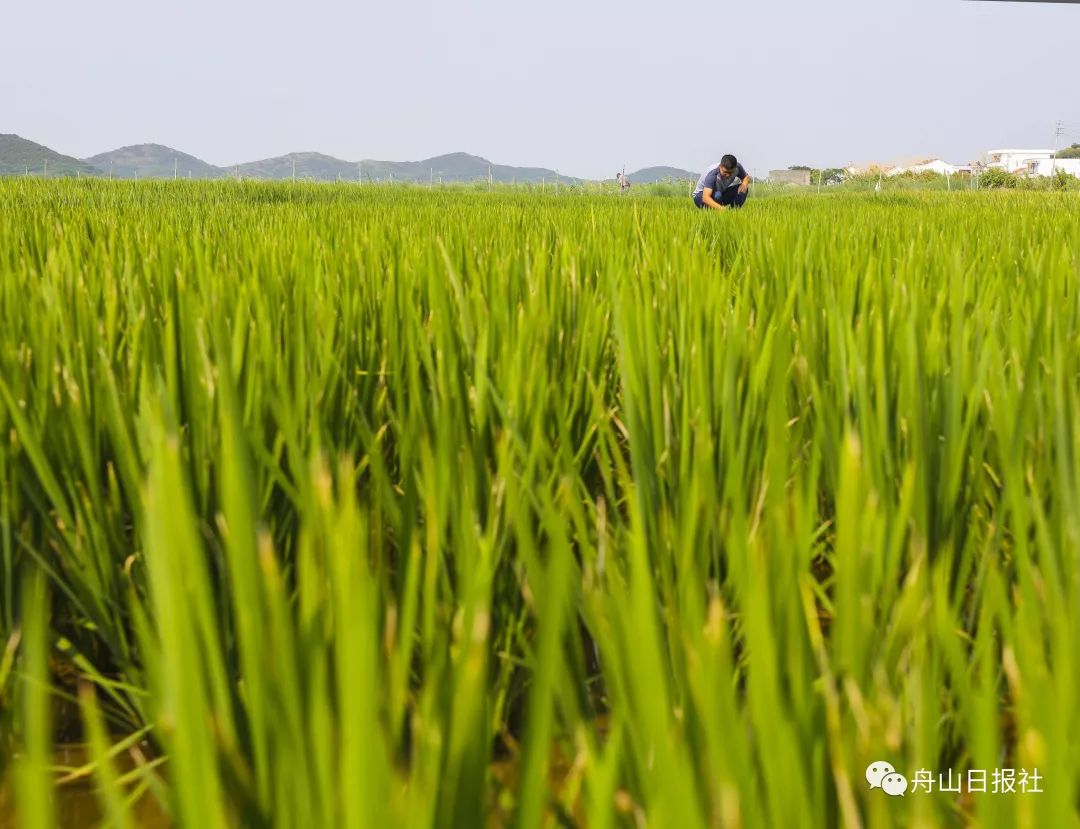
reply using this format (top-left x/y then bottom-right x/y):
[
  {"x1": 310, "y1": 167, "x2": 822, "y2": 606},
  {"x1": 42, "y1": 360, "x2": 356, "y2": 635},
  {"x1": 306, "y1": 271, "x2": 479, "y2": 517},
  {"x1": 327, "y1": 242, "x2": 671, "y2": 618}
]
[
  {"x1": 701, "y1": 188, "x2": 727, "y2": 210},
  {"x1": 738, "y1": 166, "x2": 751, "y2": 194}
]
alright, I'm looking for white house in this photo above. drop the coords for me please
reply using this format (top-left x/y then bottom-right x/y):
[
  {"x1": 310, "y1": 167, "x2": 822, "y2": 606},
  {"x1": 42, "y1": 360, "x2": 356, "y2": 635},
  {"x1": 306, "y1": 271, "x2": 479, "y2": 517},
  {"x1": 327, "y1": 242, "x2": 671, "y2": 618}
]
[
  {"x1": 985, "y1": 149, "x2": 1055, "y2": 175},
  {"x1": 1053, "y1": 159, "x2": 1080, "y2": 178},
  {"x1": 844, "y1": 151, "x2": 1077, "y2": 180},
  {"x1": 886, "y1": 158, "x2": 967, "y2": 177},
  {"x1": 985, "y1": 150, "x2": 1080, "y2": 178}
]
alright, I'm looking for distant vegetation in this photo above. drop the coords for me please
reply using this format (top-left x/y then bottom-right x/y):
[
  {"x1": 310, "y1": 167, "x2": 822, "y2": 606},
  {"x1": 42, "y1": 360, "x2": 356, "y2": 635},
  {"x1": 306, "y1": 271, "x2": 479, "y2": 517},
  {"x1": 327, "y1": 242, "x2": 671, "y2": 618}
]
[
  {"x1": 788, "y1": 165, "x2": 848, "y2": 185},
  {"x1": 790, "y1": 167, "x2": 1080, "y2": 193},
  {"x1": 966, "y1": 167, "x2": 1079, "y2": 191}
]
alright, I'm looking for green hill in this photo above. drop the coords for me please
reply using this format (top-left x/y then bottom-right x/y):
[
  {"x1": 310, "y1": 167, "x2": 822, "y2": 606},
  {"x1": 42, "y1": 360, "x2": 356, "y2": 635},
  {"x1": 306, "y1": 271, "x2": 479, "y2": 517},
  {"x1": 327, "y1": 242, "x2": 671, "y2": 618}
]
[
  {"x1": 626, "y1": 165, "x2": 698, "y2": 183},
  {"x1": 235, "y1": 151, "x2": 575, "y2": 184},
  {"x1": 361, "y1": 152, "x2": 574, "y2": 185},
  {"x1": 2, "y1": 135, "x2": 582, "y2": 184},
  {"x1": 233, "y1": 152, "x2": 358, "y2": 181},
  {"x1": 0, "y1": 134, "x2": 101, "y2": 177},
  {"x1": 85, "y1": 144, "x2": 223, "y2": 179}
]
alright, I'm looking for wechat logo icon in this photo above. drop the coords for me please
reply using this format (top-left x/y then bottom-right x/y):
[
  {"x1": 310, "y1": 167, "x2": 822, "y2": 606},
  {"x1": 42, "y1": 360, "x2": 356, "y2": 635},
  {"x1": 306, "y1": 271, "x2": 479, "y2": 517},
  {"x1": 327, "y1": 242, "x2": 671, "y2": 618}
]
[{"x1": 867, "y1": 761, "x2": 908, "y2": 797}]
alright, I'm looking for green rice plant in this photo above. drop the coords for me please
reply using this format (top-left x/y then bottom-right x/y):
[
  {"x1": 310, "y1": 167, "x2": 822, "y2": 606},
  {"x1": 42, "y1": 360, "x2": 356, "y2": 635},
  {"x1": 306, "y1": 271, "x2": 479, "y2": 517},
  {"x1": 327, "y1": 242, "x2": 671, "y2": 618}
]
[{"x1": 0, "y1": 179, "x2": 1079, "y2": 827}]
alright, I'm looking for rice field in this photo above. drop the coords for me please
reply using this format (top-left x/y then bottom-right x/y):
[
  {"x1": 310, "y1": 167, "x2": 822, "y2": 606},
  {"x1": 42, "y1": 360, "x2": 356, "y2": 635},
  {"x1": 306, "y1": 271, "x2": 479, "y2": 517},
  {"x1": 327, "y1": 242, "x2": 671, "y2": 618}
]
[{"x1": 2, "y1": 179, "x2": 1080, "y2": 828}]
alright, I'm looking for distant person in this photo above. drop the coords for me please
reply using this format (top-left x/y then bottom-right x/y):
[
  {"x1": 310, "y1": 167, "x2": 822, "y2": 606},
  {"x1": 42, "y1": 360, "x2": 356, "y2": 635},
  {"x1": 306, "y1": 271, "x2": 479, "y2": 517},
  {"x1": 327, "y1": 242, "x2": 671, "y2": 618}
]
[
  {"x1": 616, "y1": 171, "x2": 631, "y2": 193},
  {"x1": 692, "y1": 154, "x2": 751, "y2": 210}
]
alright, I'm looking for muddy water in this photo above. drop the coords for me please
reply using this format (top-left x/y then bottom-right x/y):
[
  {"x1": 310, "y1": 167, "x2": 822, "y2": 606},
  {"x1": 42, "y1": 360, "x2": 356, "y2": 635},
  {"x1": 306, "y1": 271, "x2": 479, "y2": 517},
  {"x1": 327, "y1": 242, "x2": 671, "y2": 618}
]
[{"x1": 0, "y1": 744, "x2": 171, "y2": 828}]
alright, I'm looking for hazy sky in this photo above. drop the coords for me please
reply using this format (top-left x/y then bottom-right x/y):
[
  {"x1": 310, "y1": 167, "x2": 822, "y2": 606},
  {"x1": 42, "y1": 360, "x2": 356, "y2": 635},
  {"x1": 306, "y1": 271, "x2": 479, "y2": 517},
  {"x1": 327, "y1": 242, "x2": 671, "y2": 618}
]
[{"x1": 3, "y1": 0, "x2": 1078, "y2": 178}]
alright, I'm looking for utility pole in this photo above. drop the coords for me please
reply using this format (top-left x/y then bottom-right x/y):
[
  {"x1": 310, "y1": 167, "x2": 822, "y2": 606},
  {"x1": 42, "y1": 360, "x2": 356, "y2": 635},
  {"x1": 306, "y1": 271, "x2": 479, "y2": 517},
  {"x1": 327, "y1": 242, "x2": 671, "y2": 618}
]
[
  {"x1": 1050, "y1": 120, "x2": 1065, "y2": 186},
  {"x1": 430, "y1": 167, "x2": 434, "y2": 187},
  {"x1": 174, "y1": 157, "x2": 178, "y2": 180},
  {"x1": 487, "y1": 164, "x2": 492, "y2": 189},
  {"x1": 109, "y1": 160, "x2": 113, "y2": 179},
  {"x1": 292, "y1": 158, "x2": 296, "y2": 182}
]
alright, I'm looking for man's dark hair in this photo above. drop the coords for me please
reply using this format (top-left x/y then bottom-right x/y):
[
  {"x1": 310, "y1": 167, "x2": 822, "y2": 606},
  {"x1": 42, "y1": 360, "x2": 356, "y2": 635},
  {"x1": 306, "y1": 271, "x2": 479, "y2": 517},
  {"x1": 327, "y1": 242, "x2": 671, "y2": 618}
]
[{"x1": 720, "y1": 154, "x2": 738, "y2": 171}]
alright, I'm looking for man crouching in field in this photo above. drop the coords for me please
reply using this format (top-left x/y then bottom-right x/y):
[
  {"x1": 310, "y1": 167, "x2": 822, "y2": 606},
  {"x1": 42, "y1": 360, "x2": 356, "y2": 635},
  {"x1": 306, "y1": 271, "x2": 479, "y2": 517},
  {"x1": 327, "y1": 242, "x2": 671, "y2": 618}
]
[{"x1": 693, "y1": 154, "x2": 751, "y2": 210}]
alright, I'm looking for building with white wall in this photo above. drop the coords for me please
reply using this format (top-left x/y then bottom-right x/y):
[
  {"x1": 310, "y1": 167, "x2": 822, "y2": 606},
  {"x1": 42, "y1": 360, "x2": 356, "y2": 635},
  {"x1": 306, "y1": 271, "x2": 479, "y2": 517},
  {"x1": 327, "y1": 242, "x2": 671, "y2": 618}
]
[
  {"x1": 843, "y1": 151, "x2": 1078, "y2": 180},
  {"x1": 985, "y1": 149, "x2": 1054, "y2": 175},
  {"x1": 886, "y1": 158, "x2": 970, "y2": 177},
  {"x1": 1053, "y1": 159, "x2": 1080, "y2": 177}
]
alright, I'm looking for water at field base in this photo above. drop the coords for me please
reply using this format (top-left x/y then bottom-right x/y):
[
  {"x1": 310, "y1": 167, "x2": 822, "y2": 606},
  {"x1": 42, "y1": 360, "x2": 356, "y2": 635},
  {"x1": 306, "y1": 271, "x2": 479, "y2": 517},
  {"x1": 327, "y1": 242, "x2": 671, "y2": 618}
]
[{"x1": 0, "y1": 743, "x2": 171, "y2": 828}]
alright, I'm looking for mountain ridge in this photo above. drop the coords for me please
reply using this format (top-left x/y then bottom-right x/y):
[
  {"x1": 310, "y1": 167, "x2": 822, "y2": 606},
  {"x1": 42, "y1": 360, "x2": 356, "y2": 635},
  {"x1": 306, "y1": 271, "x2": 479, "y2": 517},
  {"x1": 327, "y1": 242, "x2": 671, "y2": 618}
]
[
  {"x1": 235, "y1": 150, "x2": 579, "y2": 184},
  {"x1": 0, "y1": 134, "x2": 101, "y2": 177},
  {"x1": 86, "y1": 144, "x2": 223, "y2": 179},
  {"x1": 1, "y1": 134, "x2": 690, "y2": 185},
  {"x1": 626, "y1": 165, "x2": 698, "y2": 182}
]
